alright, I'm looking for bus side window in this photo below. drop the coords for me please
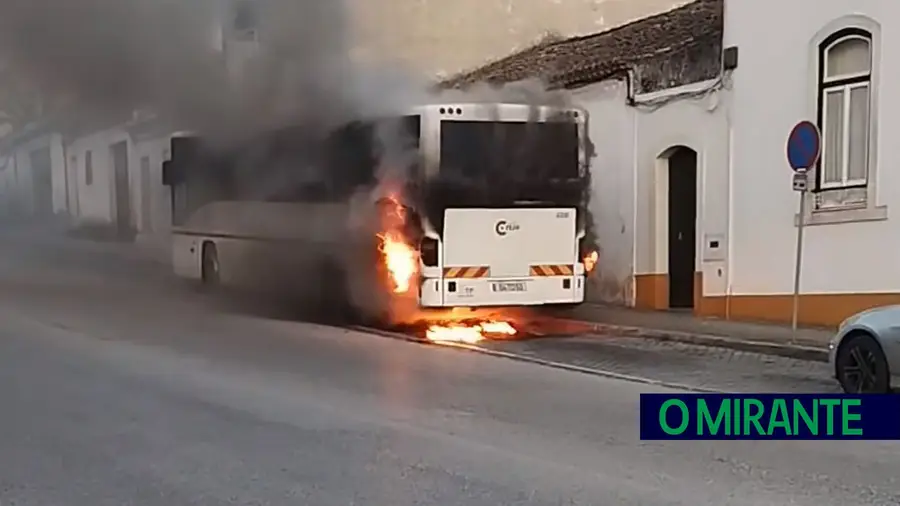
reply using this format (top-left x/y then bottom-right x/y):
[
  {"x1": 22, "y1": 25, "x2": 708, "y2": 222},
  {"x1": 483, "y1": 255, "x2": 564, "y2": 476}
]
[{"x1": 325, "y1": 121, "x2": 378, "y2": 198}]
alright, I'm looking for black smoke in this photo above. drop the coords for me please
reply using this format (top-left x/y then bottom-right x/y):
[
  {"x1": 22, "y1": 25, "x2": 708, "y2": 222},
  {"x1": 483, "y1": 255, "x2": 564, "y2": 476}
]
[
  {"x1": 0, "y1": 0, "x2": 358, "y2": 140},
  {"x1": 0, "y1": 0, "x2": 597, "y2": 324}
]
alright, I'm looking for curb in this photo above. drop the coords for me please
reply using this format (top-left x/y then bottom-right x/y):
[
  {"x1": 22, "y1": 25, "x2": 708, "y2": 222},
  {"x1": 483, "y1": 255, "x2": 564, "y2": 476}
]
[
  {"x1": 60, "y1": 236, "x2": 171, "y2": 267},
  {"x1": 347, "y1": 325, "x2": 715, "y2": 392},
  {"x1": 564, "y1": 320, "x2": 830, "y2": 363}
]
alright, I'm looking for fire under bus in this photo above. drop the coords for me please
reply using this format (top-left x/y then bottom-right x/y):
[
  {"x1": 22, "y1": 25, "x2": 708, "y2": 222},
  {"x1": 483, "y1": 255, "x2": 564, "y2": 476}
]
[{"x1": 162, "y1": 102, "x2": 597, "y2": 341}]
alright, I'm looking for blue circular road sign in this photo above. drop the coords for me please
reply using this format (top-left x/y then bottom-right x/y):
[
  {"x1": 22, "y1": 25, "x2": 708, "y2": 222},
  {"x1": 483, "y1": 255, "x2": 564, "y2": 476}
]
[{"x1": 787, "y1": 120, "x2": 821, "y2": 171}]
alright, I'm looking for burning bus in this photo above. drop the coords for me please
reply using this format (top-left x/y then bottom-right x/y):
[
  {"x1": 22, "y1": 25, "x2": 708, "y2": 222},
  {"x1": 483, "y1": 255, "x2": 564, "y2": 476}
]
[{"x1": 162, "y1": 102, "x2": 598, "y2": 341}]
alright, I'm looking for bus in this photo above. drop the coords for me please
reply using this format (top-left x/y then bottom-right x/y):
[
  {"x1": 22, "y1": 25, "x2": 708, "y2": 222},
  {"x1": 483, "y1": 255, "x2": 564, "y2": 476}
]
[{"x1": 162, "y1": 102, "x2": 597, "y2": 327}]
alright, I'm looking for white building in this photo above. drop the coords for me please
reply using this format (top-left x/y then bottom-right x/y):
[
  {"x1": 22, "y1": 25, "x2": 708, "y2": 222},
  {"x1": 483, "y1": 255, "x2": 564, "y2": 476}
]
[
  {"x1": 63, "y1": 115, "x2": 173, "y2": 249},
  {"x1": 724, "y1": 0, "x2": 898, "y2": 327},
  {"x1": 0, "y1": 125, "x2": 66, "y2": 220},
  {"x1": 0, "y1": 0, "x2": 239, "y2": 242}
]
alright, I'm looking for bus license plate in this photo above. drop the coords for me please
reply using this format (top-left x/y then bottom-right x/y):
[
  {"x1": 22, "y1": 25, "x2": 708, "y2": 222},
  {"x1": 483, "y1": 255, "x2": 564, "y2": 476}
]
[{"x1": 492, "y1": 281, "x2": 526, "y2": 292}]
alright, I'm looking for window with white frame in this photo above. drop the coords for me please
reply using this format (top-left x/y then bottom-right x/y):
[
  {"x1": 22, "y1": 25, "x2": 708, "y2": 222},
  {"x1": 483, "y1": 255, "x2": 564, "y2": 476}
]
[{"x1": 816, "y1": 29, "x2": 872, "y2": 196}]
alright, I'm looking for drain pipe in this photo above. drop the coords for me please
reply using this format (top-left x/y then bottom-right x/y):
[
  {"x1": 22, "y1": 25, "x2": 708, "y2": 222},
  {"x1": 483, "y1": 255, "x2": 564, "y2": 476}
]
[
  {"x1": 724, "y1": 98, "x2": 734, "y2": 321},
  {"x1": 62, "y1": 137, "x2": 71, "y2": 221}
]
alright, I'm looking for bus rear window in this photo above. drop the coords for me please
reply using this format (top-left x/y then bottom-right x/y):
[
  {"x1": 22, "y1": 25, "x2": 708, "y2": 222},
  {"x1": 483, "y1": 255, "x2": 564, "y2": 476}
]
[{"x1": 439, "y1": 120, "x2": 579, "y2": 181}]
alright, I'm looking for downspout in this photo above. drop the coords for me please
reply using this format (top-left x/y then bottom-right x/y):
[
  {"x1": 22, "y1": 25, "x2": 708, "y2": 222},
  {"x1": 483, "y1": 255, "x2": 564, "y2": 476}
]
[
  {"x1": 725, "y1": 93, "x2": 734, "y2": 321},
  {"x1": 72, "y1": 139, "x2": 81, "y2": 222},
  {"x1": 630, "y1": 76, "x2": 639, "y2": 307},
  {"x1": 62, "y1": 137, "x2": 71, "y2": 221},
  {"x1": 12, "y1": 149, "x2": 18, "y2": 185},
  {"x1": 12, "y1": 150, "x2": 19, "y2": 216}
]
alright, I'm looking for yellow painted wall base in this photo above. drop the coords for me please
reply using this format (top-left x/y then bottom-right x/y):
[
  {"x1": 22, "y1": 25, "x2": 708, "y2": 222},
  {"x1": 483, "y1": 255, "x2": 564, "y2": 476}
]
[{"x1": 633, "y1": 273, "x2": 900, "y2": 328}]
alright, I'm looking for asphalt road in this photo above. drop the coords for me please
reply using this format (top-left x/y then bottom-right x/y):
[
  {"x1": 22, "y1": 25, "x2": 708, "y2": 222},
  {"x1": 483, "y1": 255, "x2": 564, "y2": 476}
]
[{"x1": 0, "y1": 230, "x2": 898, "y2": 505}]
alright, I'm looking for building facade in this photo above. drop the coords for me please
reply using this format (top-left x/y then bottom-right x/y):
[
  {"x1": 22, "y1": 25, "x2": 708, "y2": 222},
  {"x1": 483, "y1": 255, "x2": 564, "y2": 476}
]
[
  {"x1": 0, "y1": 126, "x2": 66, "y2": 221},
  {"x1": 61, "y1": 116, "x2": 173, "y2": 248},
  {"x1": 720, "y1": 0, "x2": 898, "y2": 326}
]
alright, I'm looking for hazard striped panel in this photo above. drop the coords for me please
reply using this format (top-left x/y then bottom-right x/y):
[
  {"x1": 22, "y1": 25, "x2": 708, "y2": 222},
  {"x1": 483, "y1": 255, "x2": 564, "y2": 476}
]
[
  {"x1": 529, "y1": 264, "x2": 575, "y2": 276},
  {"x1": 443, "y1": 266, "x2": 490, "y2": 278}
]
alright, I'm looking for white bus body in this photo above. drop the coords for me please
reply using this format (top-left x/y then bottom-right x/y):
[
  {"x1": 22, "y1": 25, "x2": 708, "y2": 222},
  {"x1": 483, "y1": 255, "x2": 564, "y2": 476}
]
[
  {"x1": 418, "y1": 207, "x2": 586, "y2": 308},
  {"x1": 412, "y1": 102, "x2": 589, "y2": 308},
  {"x1": 164, "y1": 102, "x2": 593, "y2": 320}
]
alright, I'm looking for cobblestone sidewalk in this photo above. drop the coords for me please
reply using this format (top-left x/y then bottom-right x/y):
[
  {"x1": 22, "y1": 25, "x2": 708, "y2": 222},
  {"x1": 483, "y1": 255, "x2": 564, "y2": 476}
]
[
  {"x1": 554, "y1": 303, "x2": 834, "y2": 362},
  {"x1": 480, "y1": 334, "x2": 837, "y2": 393}
]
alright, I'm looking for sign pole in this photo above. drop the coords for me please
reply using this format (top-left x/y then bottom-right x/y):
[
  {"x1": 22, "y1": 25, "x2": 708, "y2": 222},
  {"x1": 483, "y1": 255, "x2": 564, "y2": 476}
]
[
  {"x1": 785, "y1": 121, "x2": 820, "y2": 336},
  {"x1": 791, "y1": 169, "x2": 807, "y2": 334}
]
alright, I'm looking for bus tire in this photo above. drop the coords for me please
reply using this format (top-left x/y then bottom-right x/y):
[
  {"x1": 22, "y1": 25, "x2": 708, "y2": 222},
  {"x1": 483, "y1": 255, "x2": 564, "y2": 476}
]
[{"x1": 201, "y1": 241, "x2": 220, "y2": 287}]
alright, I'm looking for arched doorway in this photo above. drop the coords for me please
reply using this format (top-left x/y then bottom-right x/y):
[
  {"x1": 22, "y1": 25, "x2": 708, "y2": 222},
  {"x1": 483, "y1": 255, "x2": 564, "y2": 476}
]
[{"x1": 665, "y1": 146, "x2": 697, "y2": 309}]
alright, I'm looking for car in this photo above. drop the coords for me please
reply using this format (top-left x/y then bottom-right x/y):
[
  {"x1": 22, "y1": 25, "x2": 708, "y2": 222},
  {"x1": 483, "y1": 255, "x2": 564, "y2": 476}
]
[{"x1": 829, "y1": 305, "x2": 900, "y2": 393}]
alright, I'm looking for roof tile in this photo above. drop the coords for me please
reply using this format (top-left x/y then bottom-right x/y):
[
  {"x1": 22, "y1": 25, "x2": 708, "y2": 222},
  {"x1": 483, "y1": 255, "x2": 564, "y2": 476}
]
[{"x1": 440, "y1": 0, "x2": 723, "y2": 90}]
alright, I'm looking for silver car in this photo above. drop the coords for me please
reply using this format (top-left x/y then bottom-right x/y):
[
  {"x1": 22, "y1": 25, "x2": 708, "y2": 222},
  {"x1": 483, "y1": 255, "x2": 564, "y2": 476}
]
[{"x1": 829, "y1": 305, "x2": 900, "y2": 393}]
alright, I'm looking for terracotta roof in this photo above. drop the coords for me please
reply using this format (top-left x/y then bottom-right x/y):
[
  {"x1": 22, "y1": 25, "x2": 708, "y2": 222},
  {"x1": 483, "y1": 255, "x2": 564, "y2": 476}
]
[{"x1": 440, "y1": 0, "x2": 723, "y2": 90}]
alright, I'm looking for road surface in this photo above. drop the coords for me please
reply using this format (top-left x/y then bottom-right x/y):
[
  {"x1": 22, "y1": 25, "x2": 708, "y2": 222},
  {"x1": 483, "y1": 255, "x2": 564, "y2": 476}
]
[{"x1": 0, "y1": 230, "x2": 897, "y2": 505}]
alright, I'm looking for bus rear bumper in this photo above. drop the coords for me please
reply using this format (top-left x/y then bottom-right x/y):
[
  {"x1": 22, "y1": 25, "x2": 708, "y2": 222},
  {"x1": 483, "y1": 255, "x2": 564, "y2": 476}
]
[{"x1": 418, "y1": 276, "x2": 586, "y2": 308}]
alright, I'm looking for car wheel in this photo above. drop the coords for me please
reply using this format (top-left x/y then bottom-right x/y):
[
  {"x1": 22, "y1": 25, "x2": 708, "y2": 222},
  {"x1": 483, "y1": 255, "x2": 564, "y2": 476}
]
[
  {"x1": 201, "y1": 242, "x2": 220, "y2": 287},
  {"x1": 836, "y1": 333, "x2": 890, "y2": 394}
]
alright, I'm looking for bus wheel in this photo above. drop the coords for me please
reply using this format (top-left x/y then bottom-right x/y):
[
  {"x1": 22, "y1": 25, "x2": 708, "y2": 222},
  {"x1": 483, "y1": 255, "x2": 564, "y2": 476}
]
[
  {"x1": 201, "y1": 242, "x2": 220, "y2": 287},
  {"x1": 836, "y1": 332, "x2": 890, "y2": 393}
]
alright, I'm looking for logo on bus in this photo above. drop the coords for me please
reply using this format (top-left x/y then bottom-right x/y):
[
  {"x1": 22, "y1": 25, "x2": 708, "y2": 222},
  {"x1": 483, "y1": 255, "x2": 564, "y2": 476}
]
[{"x1": 495, "y1": 220, "x2": 519, "y2": 236}]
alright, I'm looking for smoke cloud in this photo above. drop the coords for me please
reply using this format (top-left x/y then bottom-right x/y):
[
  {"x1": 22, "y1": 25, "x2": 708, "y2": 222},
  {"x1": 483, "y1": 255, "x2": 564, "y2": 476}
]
[
  {"x1": 0, "y1": 0, "x2": 596, "y2": 327},
  {"x1": 0, "y1": 0, "x2": 369, "y2": 141}
]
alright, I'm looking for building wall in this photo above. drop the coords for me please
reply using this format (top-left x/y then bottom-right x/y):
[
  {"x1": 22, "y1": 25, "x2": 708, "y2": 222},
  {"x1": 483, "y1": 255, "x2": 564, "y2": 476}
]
[
  {"x1": 47, "y1": 135, "x2": 68, "y2": 215},
  {"x1": 10, "y1": 142, "x2": 36, "y2": 217},
  {"x1": 573, "y1": 82, "x2": 636, "y2": 304},
  {"x1": 632, "y1": 81, "x2": 731, "y2": 313},
  {"x1": 0, "y1": 133, "x2": 66, "y2": 219},
  {"x1": 66, "y1": 125, "x2": 173, "y2": 241},
  {"x1": 131, "y1": 134, "x2": 173, "y2": 243},
  {"x1": 573, "y1": 78, "x2": 729, "y2": 306},
  {"x1": 0, "y1": 155, "x2": 12, "y2": 216},
  {"x1": 67, "y1": 128, "x2": 130, "y2": 226},
  {"x1": 723, "y1": 0, "x2": 899, "y2": 326},
  {"x1": 0, "y1": 153, "x2": 21, "y2": 217},
  {"x1": 350, "y1": 0, "x2": 692, "y2": 78}
]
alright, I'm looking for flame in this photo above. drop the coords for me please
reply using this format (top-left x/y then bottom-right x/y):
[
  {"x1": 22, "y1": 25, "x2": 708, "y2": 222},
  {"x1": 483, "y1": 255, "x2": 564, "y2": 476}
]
[
  {"x1": 583, "y1": 250, "x2": 598, "y2": 273},
  {"x1": 425, "y1": 320, "x2": 517, "y2": 343},
  {"x1": 379, "y1": 231, "x2": 417, "y2": 293},
  {"x1": 377, "y1": 194, "x2": 418, "y2": 294},
  {"x1": 374, "y1": 193, "x2": 520, "y2": 342}
]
